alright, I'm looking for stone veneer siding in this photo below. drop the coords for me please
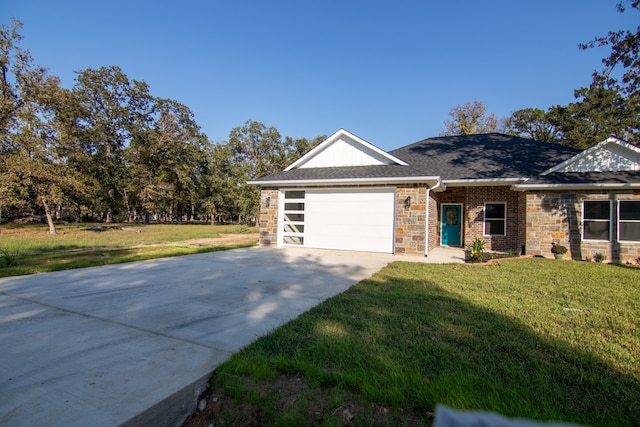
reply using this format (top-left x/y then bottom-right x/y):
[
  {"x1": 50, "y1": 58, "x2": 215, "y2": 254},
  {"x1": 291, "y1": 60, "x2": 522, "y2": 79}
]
[
  {"x1": 258, "y1": 188, "x2": 279, "y2": 247},
  {"x1": 395, "y1": 185, "x2": 427, "y2": 255},
  {"x1": 526, "y1": 190, "x2": 640, "y2": 264}
]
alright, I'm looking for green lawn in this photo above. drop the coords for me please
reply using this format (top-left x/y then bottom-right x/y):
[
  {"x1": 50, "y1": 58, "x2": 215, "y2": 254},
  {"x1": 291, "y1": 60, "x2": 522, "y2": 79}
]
[
  {"x1": 197, "y1": 258, "x2": 640, "y2": 426},
  {"x1": 0, "y1": 223, "x2": 258, "y2": 277}
]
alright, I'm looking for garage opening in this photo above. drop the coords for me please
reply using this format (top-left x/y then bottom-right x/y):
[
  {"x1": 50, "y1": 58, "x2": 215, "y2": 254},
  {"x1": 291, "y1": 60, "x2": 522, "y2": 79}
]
[{"x1": 280, "y1": 188, "x2": 395, "y2": 253}]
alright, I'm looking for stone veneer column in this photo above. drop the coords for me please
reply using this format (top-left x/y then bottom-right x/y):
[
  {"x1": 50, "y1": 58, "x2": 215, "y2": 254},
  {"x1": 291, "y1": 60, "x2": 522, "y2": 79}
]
[
  {"x1": 258, "y1": 189, "x2": 279, "y2": 247},
  {"x1": 395, "y1": 185, "x2": 427, "y2": 255}
]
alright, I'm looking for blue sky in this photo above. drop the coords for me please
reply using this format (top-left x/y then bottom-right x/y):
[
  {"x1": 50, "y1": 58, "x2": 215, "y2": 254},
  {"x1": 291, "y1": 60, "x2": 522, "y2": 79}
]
[{"x1": 1, "y1": 1, "x2": 635, "y2": 151}]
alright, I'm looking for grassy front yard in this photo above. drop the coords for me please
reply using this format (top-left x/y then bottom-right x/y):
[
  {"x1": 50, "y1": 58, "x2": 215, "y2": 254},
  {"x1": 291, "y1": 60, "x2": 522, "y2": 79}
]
[
  {"x1": 0, "y1": 223, "x2": 258, "y2": 277},
  {"x1": 186, "y1": 258, "x2": 639, "y2": 426}
]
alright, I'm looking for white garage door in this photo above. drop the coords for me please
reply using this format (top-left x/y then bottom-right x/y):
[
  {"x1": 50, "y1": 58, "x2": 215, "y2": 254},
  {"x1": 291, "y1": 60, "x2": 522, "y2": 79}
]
[{"x1": 281, "y1": 188, "x2": 395, "y2": 253}]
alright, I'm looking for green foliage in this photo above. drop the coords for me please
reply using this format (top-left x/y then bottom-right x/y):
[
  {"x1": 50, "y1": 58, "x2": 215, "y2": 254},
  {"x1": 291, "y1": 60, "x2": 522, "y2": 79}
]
[
  {"x1": 505, "y1": 3, "x2": 639, "y2": 147},
  {"x1": 594, "y1": 252, "x2": 606, "y2": 263},
  {"x1": 465, "y1": 238, "x2": 485, "y2": 262},
  {"x1": 440, "y1": 100, "x2": 499, "y2": 136},
  {"x1": 209, "y1": 259, "x2": 640, "y2": 425},
  {"x1": 0, "y1": 223, "x2": 258, "y2": 277},
  {"x1": 551, "y1": 244, "x2": 568, "y2": 254},
  {"x1": 503, "y1": 108, "x2": 561, "y2": 142},
  {"x1": 0, "y1": 249, "x2": 21, "y2": 267},
  {"x1": 0, "y1": 21, "x2": 323, "y2": 225}
]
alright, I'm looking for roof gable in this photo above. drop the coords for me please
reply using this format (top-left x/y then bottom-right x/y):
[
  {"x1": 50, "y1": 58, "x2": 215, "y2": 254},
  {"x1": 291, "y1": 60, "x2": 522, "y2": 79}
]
[
  {"x1": 285, "y1": 129, "x2": 407, "y2": 171},
  {"x1": 542, "y1": 137, "x2": 640, "y2": 175}
]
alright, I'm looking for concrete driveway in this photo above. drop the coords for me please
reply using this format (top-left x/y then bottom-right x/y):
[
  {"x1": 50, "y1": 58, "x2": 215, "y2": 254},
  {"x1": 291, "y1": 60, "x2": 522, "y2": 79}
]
[{"x1": 0, "y1": 247, "x2": 402, "y2": 427}]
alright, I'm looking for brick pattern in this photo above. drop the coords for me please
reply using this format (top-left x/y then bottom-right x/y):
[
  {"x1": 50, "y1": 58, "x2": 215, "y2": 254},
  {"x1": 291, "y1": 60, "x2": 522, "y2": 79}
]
[
  {"x1": 395, "y1": 185, "x2": 427, "y2": 255},
  {"x1": 526, "y1": 190, "x2": 640, "y2": 263},
  {"x1": 432, "y1": 186, "x2": 526, "y2": 253},
  {"x1": 258, "y1": 188, "x2": 279, "y2": 247},
  {"x1": 427, "y1": 190, "x2": 439, "y2": 252},
  {"x1": 464, "y1": 186, "x2": 526, "y2": 253}
]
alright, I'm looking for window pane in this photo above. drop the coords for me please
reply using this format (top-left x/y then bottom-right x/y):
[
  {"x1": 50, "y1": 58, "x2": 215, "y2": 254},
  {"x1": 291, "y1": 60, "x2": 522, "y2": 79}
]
[
  {"x1": 283, "y1": 223, "x2": 304, "y2": 233},
  {"x1": 584, "y1": 220, "x2": 610, "y2": 240},
  {"x1": 284, "y1": 191, "x2": 305, "y2": 199},
  {"x1": 486, "y1": 219, "x2": 505, "y2": 235},
  {"x1": 485, "y1": 203, "x2": 505, "y2": 219},
  {"x1": 620, "y1": 201, "x2": 640, "y2": 220},
  {"x1": 284, "y1": 213, "x2": 304, "y2": 222},
  {"x1": 284, "y1": 202, "x2": 304, "y2": 211},
  {"x1": 283, "y1": 236, "x2": 304, "y2": 245},
  {"x1": 584, "y1": 201, "x2": 610, "y2": 220},
  {"x1": 620, "y1": 222, "x2": 640, "y2": 241}
]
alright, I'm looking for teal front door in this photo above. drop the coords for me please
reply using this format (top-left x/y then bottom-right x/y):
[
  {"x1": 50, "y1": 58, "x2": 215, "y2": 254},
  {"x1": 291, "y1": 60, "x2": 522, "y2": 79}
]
[{"x1": 441, "y1": 204, "x2": 462, "y2": 246}]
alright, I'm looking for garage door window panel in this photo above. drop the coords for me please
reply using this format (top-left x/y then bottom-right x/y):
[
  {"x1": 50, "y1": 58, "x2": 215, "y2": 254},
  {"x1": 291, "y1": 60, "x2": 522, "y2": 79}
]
[{"x1": 282, "y1": 191, "x2": 305, "y2": 246}]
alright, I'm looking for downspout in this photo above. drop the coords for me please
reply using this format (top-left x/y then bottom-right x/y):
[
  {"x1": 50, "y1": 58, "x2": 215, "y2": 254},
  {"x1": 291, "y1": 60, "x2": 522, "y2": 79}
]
[
  {"x1": 424, "y1": 178, "x2": 442, "y2": 257},
  {"x1": 425, "y1": 186, "x2": 431, "y2": 257}
]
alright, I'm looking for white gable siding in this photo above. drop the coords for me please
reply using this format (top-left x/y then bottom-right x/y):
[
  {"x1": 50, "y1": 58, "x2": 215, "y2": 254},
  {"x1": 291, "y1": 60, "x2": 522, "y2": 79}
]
[
  {"x1": 558, "y1": 142, "x2": 640, "y2": 172},
  {"x1": 298, "y1": 136, "x2": 394, "y2": 168}
]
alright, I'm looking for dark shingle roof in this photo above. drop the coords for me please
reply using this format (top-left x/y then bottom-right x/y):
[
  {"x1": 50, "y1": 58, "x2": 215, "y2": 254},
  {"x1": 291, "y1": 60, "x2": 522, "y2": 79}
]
[
  {"x1": 252, "y1": 133, "x2": 607, "y2": 183},
  {"x1": 253, "y1": 164, "x2": 428, "y2": 182},
  {"x1": 390, "y1": 133, "x2": 582, "y2": 180}
]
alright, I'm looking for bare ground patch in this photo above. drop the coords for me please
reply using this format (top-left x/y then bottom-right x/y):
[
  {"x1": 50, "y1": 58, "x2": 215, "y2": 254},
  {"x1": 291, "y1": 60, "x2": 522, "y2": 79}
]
[{"x1": 182, "y1": 372, "x2": 433, "y2": 427}]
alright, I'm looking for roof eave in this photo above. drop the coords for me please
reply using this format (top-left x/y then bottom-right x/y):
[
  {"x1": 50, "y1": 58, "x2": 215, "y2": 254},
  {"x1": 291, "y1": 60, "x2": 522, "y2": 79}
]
[
  {"x1": 248, "y1": 176, "x2": 441, "y2": 187},
  {"x1": 513, "y1": 182, "x2": 640, "y2": 191},
  {"x1": 443, "y1": 178, "x2": 526, "y2": 187}
]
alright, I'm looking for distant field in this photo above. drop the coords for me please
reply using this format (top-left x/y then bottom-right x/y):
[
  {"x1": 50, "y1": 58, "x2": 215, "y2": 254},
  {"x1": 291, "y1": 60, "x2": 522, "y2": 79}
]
[{"x1": 0, "y1": 223, "x2": 258, "y2": 277}]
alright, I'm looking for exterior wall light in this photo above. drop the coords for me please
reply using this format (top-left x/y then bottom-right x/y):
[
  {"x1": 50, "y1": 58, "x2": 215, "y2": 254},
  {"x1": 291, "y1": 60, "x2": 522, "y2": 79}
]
[
  {"x1": 266, "y1": 196, "x2": 271, "y2": 208},
  {"x1": 404, "y1": 196, "x2": 411, "y2": 209}
]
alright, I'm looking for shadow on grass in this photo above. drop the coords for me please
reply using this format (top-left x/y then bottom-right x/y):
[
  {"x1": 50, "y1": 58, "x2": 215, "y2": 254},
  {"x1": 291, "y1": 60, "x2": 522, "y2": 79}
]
[
  {"x1": 220, "y1": 271, "x2": 640, "y2": 426},
  {"x1": 0, "y1": 243, "x2": 257, "y2": 278}
]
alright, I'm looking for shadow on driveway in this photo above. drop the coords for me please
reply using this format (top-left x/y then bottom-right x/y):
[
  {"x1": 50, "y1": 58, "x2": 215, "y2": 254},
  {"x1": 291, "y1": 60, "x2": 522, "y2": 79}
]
[{"x1": 0, "y1": 247, "x2": 396, "y2": 427}]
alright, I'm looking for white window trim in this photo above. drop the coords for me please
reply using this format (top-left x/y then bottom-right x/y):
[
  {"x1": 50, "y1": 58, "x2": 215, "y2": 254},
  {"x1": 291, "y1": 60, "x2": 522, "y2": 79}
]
[
  {"x1": 582, "y1": 200, "x2": 612, "y2": 242},
  {"x1": 279, "y1": 189, "x2": 306, "y2": 247},
  {"x1": 618, "y1": 200, "x2": 640, "y2": 243},
  {"x1": 483, "y1": 202, "x2": 506, "y2": 237}
]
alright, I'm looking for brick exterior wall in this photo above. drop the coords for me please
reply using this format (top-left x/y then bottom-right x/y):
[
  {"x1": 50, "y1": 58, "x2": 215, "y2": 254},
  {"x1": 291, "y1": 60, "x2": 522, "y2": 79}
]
[
  {"x1": 526, "y1": 190, "x2": 640, "y2": 263},
  {"x1": 464, "y1": 186, "x2": 526, "y2": 253},
  {"x1": 427, "y1": 190, "x2": 439, "y2": 252},
  {"x1": 432, "y1": 186, "x2": 526, "y2": 253},
  {"x1": 258, "y1": 188, "x2": 279, "y2": 247},
  {"x1": 395, "y1": 185, "x2": 427, "y2": 255}
]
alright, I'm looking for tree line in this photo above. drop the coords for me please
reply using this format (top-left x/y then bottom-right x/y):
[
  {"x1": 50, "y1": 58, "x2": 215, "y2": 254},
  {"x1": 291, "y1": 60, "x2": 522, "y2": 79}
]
[
  {"x1": 441, "y1": 2, "x2": 639, "y2": 148},
  {"x1": 0, "y1": 20, "x2": 324, "y2": 233},
  {"x1": 2, "y1": 3, "x2": 637, "y2": 233}
]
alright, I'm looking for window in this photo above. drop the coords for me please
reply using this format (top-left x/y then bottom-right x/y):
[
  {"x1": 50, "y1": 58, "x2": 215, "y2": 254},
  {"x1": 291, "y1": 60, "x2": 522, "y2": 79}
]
[
  {"x1": 582, "y1": 201, "x2": 611, "y2": 241},
  {"x1": 484, "y1": 203, "x2": 506, "y2": 236},
  {"x1": 282, "y1": 190, "x2": 305, "y2": 245},
  {"x1": 619, "y1": 201, "x2": 640, "y2": 242}
]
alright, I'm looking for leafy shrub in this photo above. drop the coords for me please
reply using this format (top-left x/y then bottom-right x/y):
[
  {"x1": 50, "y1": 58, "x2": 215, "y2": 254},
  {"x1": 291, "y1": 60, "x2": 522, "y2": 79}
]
[
  {"x1": 466, "y1": 238, "x2": 485, "y2": 263},
  {"x1": 551, "y1": 244, "x2": 568, "y2": 254},
  {"x1": 0, "y1": 249, "x2": 20, "y2": 268},
  {"x1": 594, "y1": 252, "x2": 606, "y2": 263}
]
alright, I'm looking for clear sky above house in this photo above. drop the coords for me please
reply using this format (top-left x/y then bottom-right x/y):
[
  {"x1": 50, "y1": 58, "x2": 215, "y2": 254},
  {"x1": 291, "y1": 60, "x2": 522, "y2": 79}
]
[{"x1": 1, "y1": 0, "x2": 635, "y2": 151}]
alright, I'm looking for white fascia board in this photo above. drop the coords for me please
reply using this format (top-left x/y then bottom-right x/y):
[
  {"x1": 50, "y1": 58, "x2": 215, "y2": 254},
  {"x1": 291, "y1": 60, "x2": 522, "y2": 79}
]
[
  {"x1": 541, "y1": 136, "x2": 638, "y2": 176},
  {"x1": 443, "y1": 178, "x2": 526, "y2": 187},
  {"x1": 284, "y1": 129, "x2": 407, "y2": 171},
  {"x1": 513, "y1": 182, "x2": 640, "y2": 191},
  {"x1": 248, "y1": 176, "x2": 440, "y2": 187}
]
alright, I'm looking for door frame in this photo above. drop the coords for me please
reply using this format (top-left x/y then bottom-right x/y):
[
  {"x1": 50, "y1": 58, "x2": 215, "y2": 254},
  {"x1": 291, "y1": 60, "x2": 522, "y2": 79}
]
[{"x1": 441, "y1": 203, "x2": 463, "y2": 247}]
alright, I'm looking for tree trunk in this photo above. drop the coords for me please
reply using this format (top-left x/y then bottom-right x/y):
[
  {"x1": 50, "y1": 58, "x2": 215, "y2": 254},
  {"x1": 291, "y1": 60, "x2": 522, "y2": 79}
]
[{"x1": 41, "y1": 197, "x2": 57, "y2": 235}]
